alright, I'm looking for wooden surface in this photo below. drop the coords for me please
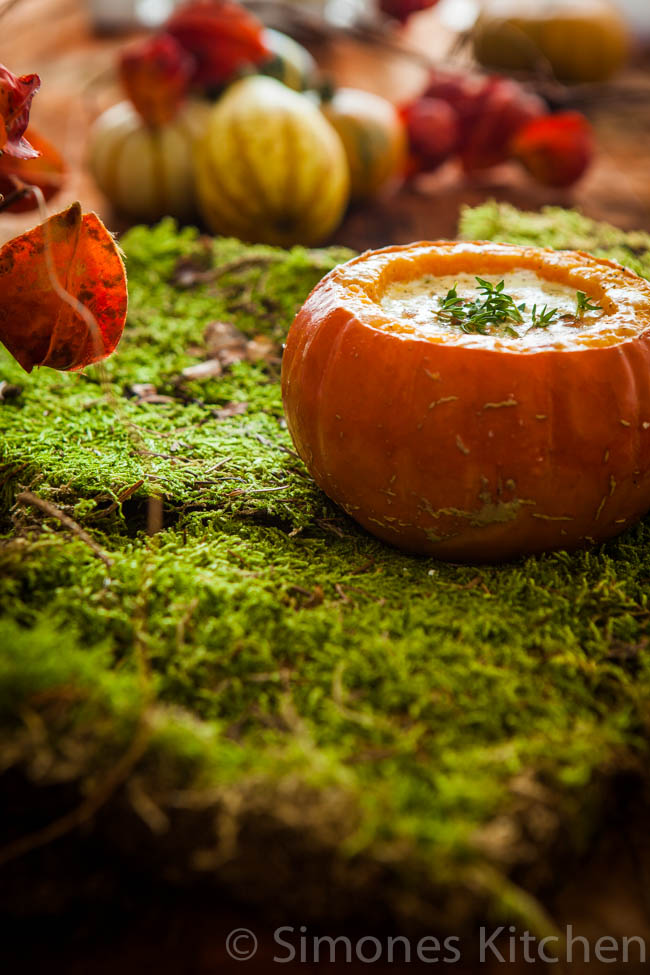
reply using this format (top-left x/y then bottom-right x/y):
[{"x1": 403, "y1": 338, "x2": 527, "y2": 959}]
[{"x1": 1, "y1": 0, "x2": 650, "y2": 249}]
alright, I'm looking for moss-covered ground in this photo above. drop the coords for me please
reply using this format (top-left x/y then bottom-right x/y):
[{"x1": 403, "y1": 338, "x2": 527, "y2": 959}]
[{"x1": 2, "y1": 204, "x2": 650, "y2": 933}]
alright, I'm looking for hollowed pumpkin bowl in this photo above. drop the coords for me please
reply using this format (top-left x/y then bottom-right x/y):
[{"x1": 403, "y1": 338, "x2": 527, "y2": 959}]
[{"x1": 281, "y1": 241, "x2": 650, "y2": 562}]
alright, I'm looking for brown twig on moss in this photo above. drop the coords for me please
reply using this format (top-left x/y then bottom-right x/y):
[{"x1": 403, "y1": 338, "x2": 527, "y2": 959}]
[
  {"x1": 174, "y1": 250, "x2": 342, "y2": 290},
  {"x1": 15, "y1": 490, "x2": 113, "y2": 567},
  {"x1": 86, "y1": 479, "x2": 145, "y2": 521},
  {"x1": 147, "y1": 495, "x2": 164, "y2": 536},
  {"x1": 174, "y1": 253, "x2": 285, "y2": 289}
]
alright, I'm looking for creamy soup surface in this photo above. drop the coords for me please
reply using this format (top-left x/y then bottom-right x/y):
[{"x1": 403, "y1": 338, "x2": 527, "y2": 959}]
[{"x1": 379, "y1": 270, "x2": 604, "y2": 349}]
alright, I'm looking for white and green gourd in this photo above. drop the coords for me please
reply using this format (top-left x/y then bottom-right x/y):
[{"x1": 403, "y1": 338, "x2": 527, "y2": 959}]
[{"x1": 89, "y1": 99, "x2": 211, "y2": 223}]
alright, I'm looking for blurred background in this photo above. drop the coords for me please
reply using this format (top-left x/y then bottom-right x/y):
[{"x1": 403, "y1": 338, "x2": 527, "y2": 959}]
[{"x1": 1, "y1": 0, "x2": 649, "y2": 249}]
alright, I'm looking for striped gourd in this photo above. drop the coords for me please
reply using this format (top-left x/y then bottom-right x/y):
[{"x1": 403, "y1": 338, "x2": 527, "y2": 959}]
[
  {"x1": 195, "y1": 76, "x2": 349, "y2": 247},
  {"x1": 322, "y1": 88, "x2": 407, "y2": 201},
  {"x1": 89, "y1": 100, "x2": 211, "y2": 222},
  {"x1": 260, "y1": 29, "x2": 318, "y2": 92}
]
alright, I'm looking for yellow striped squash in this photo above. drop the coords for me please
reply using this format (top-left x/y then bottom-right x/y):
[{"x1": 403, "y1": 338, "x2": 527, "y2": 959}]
[{"x1": 195, "y1": 76, "x2": 349, "y2": 247}]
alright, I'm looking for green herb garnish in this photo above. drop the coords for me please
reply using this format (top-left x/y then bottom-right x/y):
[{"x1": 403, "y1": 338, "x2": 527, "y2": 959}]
[
  {"x1": 473, "y1": 278, "x2": 525, "y2": 326},
  {"x1": 437, "y1": 277, "x2": 526, "y2": 336},
  {"x1": 530, "y1": 304, "x2": 559, "y2": 329},
  {"x1": 436, "y1": 279, "x2": 604, "y2": 337},
  {"x1": 575, "y1": 290, "x2": 602, "y2": 315},
  {"x1": 437, "y1": 283, "x2": 466, "y2": 321}
]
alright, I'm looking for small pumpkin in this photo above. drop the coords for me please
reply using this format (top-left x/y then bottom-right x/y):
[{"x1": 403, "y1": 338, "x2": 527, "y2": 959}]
[
  {"x1": 282, "y1": 241, "x2": 650, "y2": 563},
  {"x1": 322, "y1": 87, "x2": 407, "y2": 201},
  {"x1": 195, "y1": 76, "x2": 349, "y2": 247},
  {"x1": 472, "y1": 0, "x2": 629, "y2": 83},
  {"x1": 259, "y1": 29, "x2": 318, "y2": 92},
  {"x1": 88, "y1": 99, "x2": 211, "y2": 222}
]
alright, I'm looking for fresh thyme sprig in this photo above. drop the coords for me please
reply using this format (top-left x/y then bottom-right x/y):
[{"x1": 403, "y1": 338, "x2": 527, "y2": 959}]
[
  {"x1": 437, "y1": 283, "x2": 489, "y2": 335},
  {"x1": 472, "y1": 278, "x2": 526, "y2": 327},
  {"x1": 437, "y1": 283, "x2": 466, "y2": 320},
  {"x1": 435, "y1": 280, "x2": 602, "y2": 337},
  {"x1": 530, "y1": 304, "x2": 559, "y2": 329},
  {"x1": 575, "y1": 290, "x2": 602, "y2": 316},
  {"x1": 437, "y1": 278, "x2": 525, "y2": 336}
]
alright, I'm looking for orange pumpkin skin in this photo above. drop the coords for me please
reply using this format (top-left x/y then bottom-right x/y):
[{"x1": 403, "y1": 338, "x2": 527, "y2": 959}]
[{"x1": 281, "y1": 242, "x2": 650, "y2": 563}]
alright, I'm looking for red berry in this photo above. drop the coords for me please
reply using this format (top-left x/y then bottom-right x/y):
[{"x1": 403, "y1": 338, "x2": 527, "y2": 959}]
[
  {"x1": 402, "y1": 96, "x2": 459, "y2": 173},
  {"x1": 512, "y1": 111, "x2": 594, "y2": 187},
  {"x1": 379, "y1": 0, "x2": 440, "y2": 23},
  {"x1": 460, "y1": 77, "x2": 547, "y2": 172},
  {"x1": 423, "y1": 71, "x2": 545, "y2": 171}
]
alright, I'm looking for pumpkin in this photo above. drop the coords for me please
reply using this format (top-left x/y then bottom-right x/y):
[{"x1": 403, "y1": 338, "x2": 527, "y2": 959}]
[
  {"x1": 282, "y1": 241, "x2": 650, "y2": 563},
  {"x1": 88, "y1": 99, "x2": 211, "y2": 222},
  {"x1": 322, "y1": 87, "x2": 407, "y2": 201},
  {"x1": 472, "y1": 0, "x2": 629, "y2": 83},
  {"x1": 260, "y1": 29, "x2": 318, "y2": 92},
  {"x1": 195, "y1": 76, "x2": 349, "y2": 247}
]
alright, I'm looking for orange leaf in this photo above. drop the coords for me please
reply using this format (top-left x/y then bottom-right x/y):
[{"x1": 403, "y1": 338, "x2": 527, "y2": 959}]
[
  {"x1": 0, "y1": 203, "x2": 127, "y2": 372},
  {"x1": 0, "y1": 126, "x2": 65, "y2": 212}
]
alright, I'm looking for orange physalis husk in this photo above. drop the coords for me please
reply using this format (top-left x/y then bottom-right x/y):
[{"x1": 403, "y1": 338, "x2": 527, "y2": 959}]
[
  {"x1": 0, "y1": 202, "x2": 127, "y2": 372},
  {"x1": 0, "y1": 64, "x2": 40, "y2": 159},
  {"x1": 119, "y1": 33, "x2": 194, "y2": 126},
  {"x1": 0, "y1": 127, "x2": 65, "y2": 212},
  {"x1": 165, "y1": 0, "x2": 268, "y2": 88}
]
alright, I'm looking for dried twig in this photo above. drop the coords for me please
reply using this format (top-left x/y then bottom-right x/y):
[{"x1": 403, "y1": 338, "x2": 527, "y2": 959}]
[
  {"x1": 174, "y1": 249, "x2": 341, "y2": 290},
  {"x1": 147, "y1": 495, "x2": 164, "y2": 536},
  {"x1": 253, "y1": 432, "x2": 301, "y2": 461},
  {"x1": 87, "y1": 479, "x2": 145, "y2": 521},
  {"x1": 15, "y1": 490, "x2": 113, "y2": 568},
  {"x1": 174, "y1": 253, "x2": 285, "y2": 289},
  {"x1": 0, "y1": 185, "x2": 32, "y2": 213}
]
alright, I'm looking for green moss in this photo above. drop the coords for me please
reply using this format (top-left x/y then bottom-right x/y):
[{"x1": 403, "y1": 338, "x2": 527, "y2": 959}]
[
  {"x1": 459, "y1": 200, "x2": 650, "y2": 280},
  {"x1": 1, "y1": 209, "x2": 650, "y2": 930}
]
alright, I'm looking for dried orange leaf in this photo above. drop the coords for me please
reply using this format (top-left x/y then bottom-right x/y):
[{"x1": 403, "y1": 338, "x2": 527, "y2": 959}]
[{"x1": 0, "y1": 202, "x2": 127, "y2": 372}]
